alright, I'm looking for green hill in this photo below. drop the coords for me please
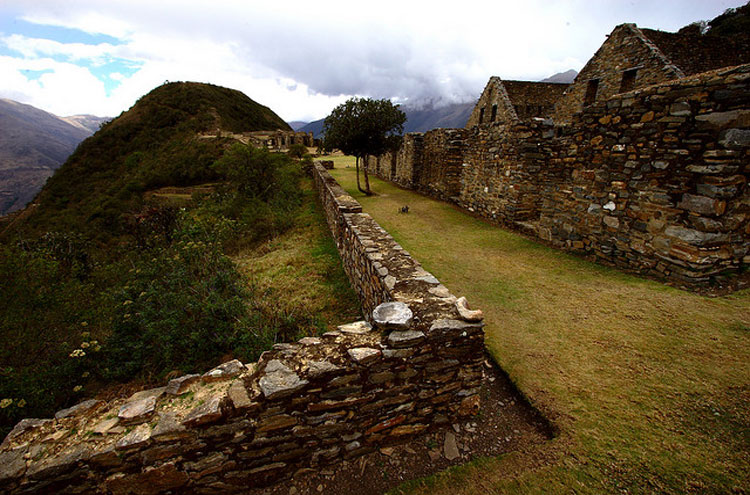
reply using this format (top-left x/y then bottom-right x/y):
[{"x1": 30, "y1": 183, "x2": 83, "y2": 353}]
[
  {"x1": 0, "y1": 82, "x2": 313, "y2": 436},
  {"x1": 13, "y1": 81, "x2": 291, "y2": 242}
]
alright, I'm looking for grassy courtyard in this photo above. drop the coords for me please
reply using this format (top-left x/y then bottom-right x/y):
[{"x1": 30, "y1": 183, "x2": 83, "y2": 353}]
[{"x1": 328, "y1": 161, "x2": 750, "y2": 494}]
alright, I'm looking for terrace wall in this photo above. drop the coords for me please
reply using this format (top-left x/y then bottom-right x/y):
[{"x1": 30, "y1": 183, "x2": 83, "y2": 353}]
[{"x1": 0, "y1": 166, "x2": 485, "y2": 494}]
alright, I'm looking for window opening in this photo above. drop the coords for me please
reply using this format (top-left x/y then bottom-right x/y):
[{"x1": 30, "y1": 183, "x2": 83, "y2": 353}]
[
  {"x1": 584, "y1": 79, "x2": 599, "y2": 106},
  {"x1": 620, "y1": 68, "x2": 638, "y2": 93}
]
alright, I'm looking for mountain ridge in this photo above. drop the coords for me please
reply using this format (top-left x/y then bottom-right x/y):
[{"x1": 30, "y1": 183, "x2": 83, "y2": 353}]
[{"x1": 0, "y1": 99, "x2": 100, "y2": 215}]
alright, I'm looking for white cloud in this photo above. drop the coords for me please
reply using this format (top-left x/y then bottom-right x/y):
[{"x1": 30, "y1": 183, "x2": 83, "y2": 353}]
[
  {"x1": 0, "y1": 0, "x2": 743, "y2": 120},
  {"x1": 0, "y1": 55, "x2": 110, "y2": 115},
  {"x1": 2, "y1": 34, "x2": 116, "y2": 62}
]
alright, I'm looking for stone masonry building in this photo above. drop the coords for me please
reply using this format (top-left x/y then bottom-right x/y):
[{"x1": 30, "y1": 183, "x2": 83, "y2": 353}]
[
  {"x1": 554, "y1": 23, "x2": 750, "y2": 122},
  {"x1": 365, "y1": 22, "x2": 750, "y2": 288},
  {"x1": 465, "y1": 77, "x2": 569, "y2": 127}
]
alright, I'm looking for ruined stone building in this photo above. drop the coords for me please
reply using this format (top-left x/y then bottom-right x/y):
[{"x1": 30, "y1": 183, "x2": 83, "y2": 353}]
[
  {"x1": 364, "y1": 22, "x2": 750, "y2": 288},
  {"x1": 245, "y1": 130, "x2": 314, "y2": 150},
  {"x1": 465, "y1": 77, "x2": 569, "y2": 127},
  {"x1": 554, "y1": 23, "x2": 750, "y2": 122}
]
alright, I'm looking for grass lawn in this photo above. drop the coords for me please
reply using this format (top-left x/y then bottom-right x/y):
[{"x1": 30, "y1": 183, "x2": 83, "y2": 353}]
[
  {"x1": 232, "y1": 177, "x2": 361, "y2": 338},
  {"x1": 329, "y1": 161, "x2": 750, "y2": 494}
]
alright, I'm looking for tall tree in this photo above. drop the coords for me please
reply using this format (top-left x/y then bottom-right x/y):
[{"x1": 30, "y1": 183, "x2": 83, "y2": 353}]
[{"x1": 323, "y1": 98, "x2": 406, "y2": 195}]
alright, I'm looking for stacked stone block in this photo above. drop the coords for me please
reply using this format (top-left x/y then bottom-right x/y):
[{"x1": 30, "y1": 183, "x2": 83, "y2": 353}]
[{"x1": 538, "y1": 64, "x2": 750, "y2": 284}]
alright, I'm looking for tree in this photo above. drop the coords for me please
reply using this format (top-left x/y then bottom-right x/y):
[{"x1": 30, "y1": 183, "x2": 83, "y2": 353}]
[
  {"x1": 287, "y1": 143, "x2": 308, "y2": 160},
  {"x1": 323, "y1": 98, "x2": 406, "y2": 195}
]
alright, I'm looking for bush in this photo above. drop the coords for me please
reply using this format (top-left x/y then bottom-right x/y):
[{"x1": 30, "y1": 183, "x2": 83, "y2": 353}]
[
  {"x1": 102, "y1": 216, "x2": 247, "y2": 380},
  {"x1": 0, "y1": 139, "x2": 309, "y2": 438},
  {"x1": 287, "y1": 143, "x2": 308, "y2": 159}
]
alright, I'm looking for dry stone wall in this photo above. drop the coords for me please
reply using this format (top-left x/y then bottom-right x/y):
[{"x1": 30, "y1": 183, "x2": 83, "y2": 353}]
[
  {"x1": 539, "y1": 64, "x2": 750, "y2": 284},
  {"x1": 366, "y1": 64, "x2": 750, "y2": 287},
  {"x1": 553, "y1": 23, "x2": 684, "y2": 123},
  {"x1": 0, "y1": 165, "x2": 485, "y2": 494}
]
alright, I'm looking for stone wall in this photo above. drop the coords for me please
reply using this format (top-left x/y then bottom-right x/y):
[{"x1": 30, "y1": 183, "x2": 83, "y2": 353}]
[
  {"x1": 458, "y1": 121, "x2": 556, "y2": 224},
  {"x1": 553, "y1": 23, "x2": 683, "y2": 123},
  {"x1": 502, "y1": 81, "x2": 569, "y2": 121},
  {"x1": 465, "y1": 77, "x2": 517, "y2": 127},
  {"x1": 539, "y1": 64, "x2": 750, "y2": 284},
  {"x1": 366, "y1": 64, "x2": 750, "y2": 287},
  {"x1": 0, "y1": 166, "x2": 485, "y2": 494},
  {"x1": 246, "y1": 130, "x2": 314, "y2": 149}
]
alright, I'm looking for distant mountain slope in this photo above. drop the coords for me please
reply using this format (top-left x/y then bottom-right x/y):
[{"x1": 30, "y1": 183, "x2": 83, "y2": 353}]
[
  {"x1": 11, "y1": 81, "x2": 291, "y2": 241},
  {"x1": 401, "y1": 101, "x2": 474, "y2": 132},
  {"x1": 541, "y1": 69, "x2": 578, "y2": 83},
  {"x1": 301, "y1": 101, "x2": 474, "y2": 138},
  {"x1": 0, "y1": 99, "x2": 96, "y2": 215},
  {"x1": 61, "y1": 114, "x2": 111, "y2": 134},
  {"x1": 287, "y1": 120, "x2": 308, "y2": 131}
]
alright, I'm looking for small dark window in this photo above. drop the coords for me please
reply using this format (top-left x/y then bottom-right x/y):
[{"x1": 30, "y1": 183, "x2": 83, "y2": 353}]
[
  {"x1": 479, "y1": 107, "x2": 485, "y2": 124},
  {"x1": 491, "y1": 104, "x2": 498, "y2": 122},
  {"x1": 584, "y1": 79, "x2": 599, "y2": 106},
  {"x1": 620, "y1": 68, "x2": 638, "y2": 93}
]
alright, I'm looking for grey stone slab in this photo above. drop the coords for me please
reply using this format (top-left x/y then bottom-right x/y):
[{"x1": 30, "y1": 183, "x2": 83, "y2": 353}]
[
  {"x1": 387, "y1": 330, "x2": 425, "y2": 348},
  {"x1": 1, "y1": 418, "x2": 52, "y2": 450},
  {"x1": 347, "y1": 347, "x2": 381, "y2": 365},
  {"x1": 338, "y1": 321, "x2": 373, "y2": 335},
  {"x1": 203, "y1": 359, "x2": 245, "y2": 382},
  {"x1": 0, "y1": 446, "x2": 27, "y2": 481},
  {"x1": 128, "y1": 386, "x2": 166, "y2": 402},
  {"x1": 182, "y1": 395, "x2": 224, "y2": 427},
  {"x1": 55, "y1": 399, "x2": 105, "y2": 420},
  {"x1": 305, "y1": 360, "x2": 343, "y2": 378},
  {"x1": 372, "y1": 302, "x2": 413, "y2": 330},
  {"x1": 165, "y1": 374, "x2": 200, "y2": 395},
  {"x1": 152, "y1": 412, "x2": 187, "y2": 442},
  {"x1": 259, "y1": 360, "x2": 309, "y2": 400},
  {"x1": 118, "y1": 396, "x2": 157, "y2": 424},
  {"x1": 115, "y1": 423, "x2": 151, "y2": 450}
]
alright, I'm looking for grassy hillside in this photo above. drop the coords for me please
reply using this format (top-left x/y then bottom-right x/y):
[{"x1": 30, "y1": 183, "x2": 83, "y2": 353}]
[
  {"x1": 11, "y1": 81, "x2": 291, "y2": 242},
  {"x1": 0, "y1": 83, "x2": 360, "y2": 438}
]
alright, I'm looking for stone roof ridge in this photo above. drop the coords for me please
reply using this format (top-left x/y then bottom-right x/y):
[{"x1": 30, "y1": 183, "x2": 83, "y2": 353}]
[
  {"x1": 626, "y1": 23, "x2": 686, "y2": 80},
  {"x1": 492, "y1": 77, "x2": 518, "y2": 121}
]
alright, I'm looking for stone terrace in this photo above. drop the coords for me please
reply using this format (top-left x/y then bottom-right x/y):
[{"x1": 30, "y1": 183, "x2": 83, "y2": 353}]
[{"x1": 0, "y1": 165, "x2": 486, "y2": 494}]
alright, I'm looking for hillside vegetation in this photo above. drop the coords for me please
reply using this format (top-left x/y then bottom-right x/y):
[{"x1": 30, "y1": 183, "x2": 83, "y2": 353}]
[
  {"x1": 0, "y1": 83, "x2": 359, "y2": 438},
  {"x1": 9, "y1": 81, "x2": 291, "y2": 243}
]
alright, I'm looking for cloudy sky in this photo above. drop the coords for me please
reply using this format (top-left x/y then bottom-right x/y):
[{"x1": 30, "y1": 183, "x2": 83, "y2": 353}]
[{"x1": 0, "y1": 0, "x2": 743, "y2": 122}]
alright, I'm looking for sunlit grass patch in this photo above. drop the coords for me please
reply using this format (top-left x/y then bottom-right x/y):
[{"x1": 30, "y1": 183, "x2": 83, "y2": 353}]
[{"x1": 330, "y1": 164, "x2": 750, "y2": 494}]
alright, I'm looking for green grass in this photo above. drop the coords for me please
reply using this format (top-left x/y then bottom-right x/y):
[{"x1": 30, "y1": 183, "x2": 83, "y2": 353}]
[
  {"x1": 330, "y1": 162, "x2": 750, "y2": 494},
  {"x1": 232, "y1": 177, "x2": 361, "y2": 334}
]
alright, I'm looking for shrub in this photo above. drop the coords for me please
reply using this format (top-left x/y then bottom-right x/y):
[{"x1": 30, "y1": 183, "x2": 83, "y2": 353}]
[{"x1": 287, "y1": 143, "x2": 308, "y2": 159}]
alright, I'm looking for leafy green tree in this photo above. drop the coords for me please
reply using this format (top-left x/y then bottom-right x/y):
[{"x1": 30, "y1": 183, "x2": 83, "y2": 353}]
[
  {"x1": 323, "y1": 98, "x2": 406, "y2": 195},
  {"x1": 287, "y1": 143, "x2": 308, "y2": 159}
]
